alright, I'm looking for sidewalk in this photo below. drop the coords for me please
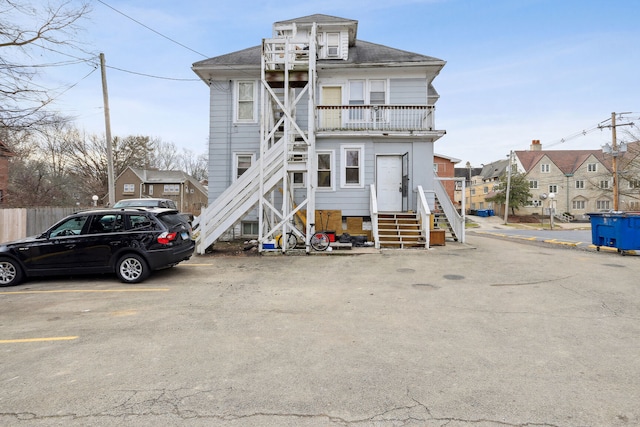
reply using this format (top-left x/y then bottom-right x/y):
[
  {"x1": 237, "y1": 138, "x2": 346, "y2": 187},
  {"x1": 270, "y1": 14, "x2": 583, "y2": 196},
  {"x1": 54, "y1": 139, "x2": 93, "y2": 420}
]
[{"x1": 468, "y1": 213, "x2": 590, "y2": 230}]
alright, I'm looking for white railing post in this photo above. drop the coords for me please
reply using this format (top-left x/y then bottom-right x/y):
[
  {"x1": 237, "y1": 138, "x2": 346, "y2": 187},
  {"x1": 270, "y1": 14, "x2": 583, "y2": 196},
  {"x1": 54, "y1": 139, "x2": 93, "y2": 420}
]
[
  {"x1": 417, "y1": 185, "x2": 431, "y2": 249},
  {"x1": 370, "y1": 184, "x2": 379, "y2": 249}
]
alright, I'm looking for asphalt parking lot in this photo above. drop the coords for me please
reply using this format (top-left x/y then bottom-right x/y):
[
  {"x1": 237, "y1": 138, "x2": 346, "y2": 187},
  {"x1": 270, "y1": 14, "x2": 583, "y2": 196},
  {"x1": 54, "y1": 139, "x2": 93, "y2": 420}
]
[{"x1": 1, "y1": 234, "x2": 639, "y2": 426}]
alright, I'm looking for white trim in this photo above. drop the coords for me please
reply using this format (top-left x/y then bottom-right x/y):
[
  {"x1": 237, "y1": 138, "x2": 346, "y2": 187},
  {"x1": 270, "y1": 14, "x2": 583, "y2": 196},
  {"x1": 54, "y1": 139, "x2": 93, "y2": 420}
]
[
  {"x1": 316, "y1": 150, "x2": 335, "y2": 192},
  {"x1": 233, "y1": 152, "x2": 255, "y2": 181},
  {"x1": 234, "y1": 80, "x2": 258, "y2": 123},
  {"x1": 340, "y1": 144, "x2": 364, "y2": 189}
]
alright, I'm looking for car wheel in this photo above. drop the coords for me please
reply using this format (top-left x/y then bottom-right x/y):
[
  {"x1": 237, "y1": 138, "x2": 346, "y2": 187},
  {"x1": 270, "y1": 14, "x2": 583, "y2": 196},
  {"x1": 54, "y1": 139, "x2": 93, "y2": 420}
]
[
  {"x1": 0, "y1": 258, "x2": 23, "y2": 287},
  {"x1": 115, "y1": 254, "x2": 149, "y2": 284}
]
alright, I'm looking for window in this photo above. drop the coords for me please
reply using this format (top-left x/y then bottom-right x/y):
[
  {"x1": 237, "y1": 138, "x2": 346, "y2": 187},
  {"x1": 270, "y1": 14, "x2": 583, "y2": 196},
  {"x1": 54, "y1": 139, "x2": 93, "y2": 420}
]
[
  {"x1": 292, "y1": 172, "x2": 305, "y2": 187},
  {"x1": 629, "y1": 201, "x2": 640, "y2": 210},
  {"x1": 588, "y1": 163, "x2": 597, "y2": 172},
  {"x1": 629, "y1": 179, "x2": 640, "y2": 189},
  {"x1": 575, "y1": 180, "x2": 585, "y2": 189},
  {"x1": 89, "y1": 213, "x2": 125, "y2": 234},
  {"x1": 529, "y1": 180, "x2": 539, "y2": 189},
  {"x1": 148, "y1": 184, "x2": 153, "y2": 196},
  {"x1": 242, "y1": 221, "x2": 259, "y2": 236},
  {"x1": 163, "y1": 184, "x2": 180, "y2": 194},
  {"x1": 349, "y1": 81, "x2": 364, "y2": 120},
  {"x1": 369, "y1": 80, "x2": 386, "y2": 121},
  {"x1": 317, "y1": 151, "x2": 333, "y2": 190},
  {"x1": 341, "y1": 146, "x2": 363, "y2": 188},
  {"x1": 433, "y1": 163, "x2": 439, "y2": 172},
  {"x1": 549, "y1": 185, "x2": 558, "y2": 193},
  {"x1": 541, "y1": 164, "x2": 550, "y2": 173},
  {"x1": 123, "y1": 183, "x2": 134, "y2": 194},
  {"x1": 600, "y1": 180, "x2": 610, "y2": 189},
  {"x1": 597, "y1": 200, "x2": 610, "y2": 210},
  {"x1": 471, "y1": 188, "x2": 476, "y2": 196},
  {"x1": 483, "y1": 186, "x2": 489, "y2": 194},
  {"x1": 0, "y1": 189, "x2": 3, "y2": 203},
  {"x1": 234, "y1": 153, "x2": 254, "y2": 180},
  {"x1": 572, "y1": 200, "x2": 585, "y2": 210},
  {"x1": 326, "y1": 32, "x2": 340, "y2": 57},
  {"x1": 49, "y1": 215, "x2": 89, "y2": 237},
  {"x1": 236, "y1": 81, "x2": 255, "y2": 122}
]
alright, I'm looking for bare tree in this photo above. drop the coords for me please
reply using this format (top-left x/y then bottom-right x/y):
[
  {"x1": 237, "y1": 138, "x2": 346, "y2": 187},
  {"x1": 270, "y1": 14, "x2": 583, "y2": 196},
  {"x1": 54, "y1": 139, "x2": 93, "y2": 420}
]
[{"x1": 0, "y1": 0, "x2": 91, "y2": 131}]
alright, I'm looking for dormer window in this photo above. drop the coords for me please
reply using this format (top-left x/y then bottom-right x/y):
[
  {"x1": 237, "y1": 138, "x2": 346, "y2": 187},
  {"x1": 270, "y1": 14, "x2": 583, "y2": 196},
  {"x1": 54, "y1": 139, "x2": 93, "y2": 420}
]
[{"x1": 327, "y1": 33, "x2": 340, "y2": 57}]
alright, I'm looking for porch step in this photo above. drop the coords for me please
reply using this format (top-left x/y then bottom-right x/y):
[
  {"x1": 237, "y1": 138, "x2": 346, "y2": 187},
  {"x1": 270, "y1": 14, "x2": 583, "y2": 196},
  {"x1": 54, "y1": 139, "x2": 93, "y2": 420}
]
[{"x1": 378, "y1": 212, "x2": 426, "y2": 249}]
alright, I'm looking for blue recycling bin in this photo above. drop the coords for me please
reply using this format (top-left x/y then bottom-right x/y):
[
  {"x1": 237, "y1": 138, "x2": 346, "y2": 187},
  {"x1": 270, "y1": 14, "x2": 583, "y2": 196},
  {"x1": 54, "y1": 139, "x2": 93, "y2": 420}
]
[{"x1": 588, "y1": 212, "x2": 640, "y2": 251}]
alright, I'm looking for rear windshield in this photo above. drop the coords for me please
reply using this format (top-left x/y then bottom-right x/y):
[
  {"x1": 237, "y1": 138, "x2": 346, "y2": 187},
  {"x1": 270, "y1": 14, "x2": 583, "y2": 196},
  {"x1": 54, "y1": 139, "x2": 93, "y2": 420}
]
[{"x1": 156, "y1": 212, "x2": 188, "y2": 228}]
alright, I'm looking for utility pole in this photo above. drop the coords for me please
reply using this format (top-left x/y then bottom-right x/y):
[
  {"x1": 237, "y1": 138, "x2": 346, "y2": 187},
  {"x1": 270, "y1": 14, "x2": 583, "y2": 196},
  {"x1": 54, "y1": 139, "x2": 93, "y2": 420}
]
[
  {"x1": 599, "y1": 112, "x2": 633, "y2": 211},
  {"x1": 100, "y1": 53, "x2": 116, "y2": 206},
  {"x1": 503, "y1": 151, "x2": 513, "y2": 224}
]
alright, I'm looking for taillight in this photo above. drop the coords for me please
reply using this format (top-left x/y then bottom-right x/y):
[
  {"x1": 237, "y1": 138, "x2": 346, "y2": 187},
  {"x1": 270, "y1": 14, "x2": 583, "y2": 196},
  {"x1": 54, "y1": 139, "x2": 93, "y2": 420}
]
[{"x1": 157, "y1": 231, "x2": 178, "y2": 245}]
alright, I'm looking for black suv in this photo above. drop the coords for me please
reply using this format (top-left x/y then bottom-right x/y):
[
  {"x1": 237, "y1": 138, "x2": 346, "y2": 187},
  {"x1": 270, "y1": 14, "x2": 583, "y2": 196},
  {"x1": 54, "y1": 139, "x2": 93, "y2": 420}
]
[{"x1": 0, "y1": 208, "x2": 194, "y2": 286}]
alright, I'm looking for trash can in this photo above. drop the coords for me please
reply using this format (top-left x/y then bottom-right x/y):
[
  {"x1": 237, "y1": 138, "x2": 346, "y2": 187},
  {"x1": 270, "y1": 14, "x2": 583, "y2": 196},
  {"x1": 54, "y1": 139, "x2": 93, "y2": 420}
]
[
  {"x1": 477, "y1": 209, "x2": 488, "y2": 217},
  {"x1": 487, "y1": 209, "x2": 495, "y2": 216},
  {"x1": 588, "y1": 212, "x2": 640, "y2": 252}
]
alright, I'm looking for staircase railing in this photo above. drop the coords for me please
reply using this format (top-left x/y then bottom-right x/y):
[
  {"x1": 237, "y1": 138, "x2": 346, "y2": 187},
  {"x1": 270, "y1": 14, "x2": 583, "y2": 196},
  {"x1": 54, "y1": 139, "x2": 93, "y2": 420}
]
[
  {"x1": 370, "y1": 184, "x2": 379, "y2": 249},
  {"x1": 433, "y1": 178, "x2": 465, "y2": 243},
  {"x1": 417, "y1": 186, "x2": 431, "y2": 249},
  {"x1": 193, "y1": 138, "x2": 285, "y2": 254}
]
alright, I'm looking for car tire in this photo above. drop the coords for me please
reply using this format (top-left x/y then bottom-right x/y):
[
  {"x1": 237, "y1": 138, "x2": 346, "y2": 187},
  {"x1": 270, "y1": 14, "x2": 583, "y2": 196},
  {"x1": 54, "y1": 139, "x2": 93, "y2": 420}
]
[
  {"x1": 115, "y1": 254, "x2": 149, "y2": 284},
  {"x1": 0, "y1": 257, "x2": 23, "y2": 287}
]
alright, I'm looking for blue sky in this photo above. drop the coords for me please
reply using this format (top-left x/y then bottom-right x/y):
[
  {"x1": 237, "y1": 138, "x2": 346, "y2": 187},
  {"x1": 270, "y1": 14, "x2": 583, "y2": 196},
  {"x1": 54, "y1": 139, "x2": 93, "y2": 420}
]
[{"x1": 42, "y1": 0, "x2": 640, "y2": 166}]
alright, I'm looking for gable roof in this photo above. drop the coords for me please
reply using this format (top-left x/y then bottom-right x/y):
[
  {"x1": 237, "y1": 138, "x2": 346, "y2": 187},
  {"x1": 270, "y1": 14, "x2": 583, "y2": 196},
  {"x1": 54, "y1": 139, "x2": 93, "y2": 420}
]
[
  {"x1": 515, "y1": 149, "x2": 612, "y2": 174},
  {"x1": 119, "y1": 167, "x2": 207, "y2": 194}
]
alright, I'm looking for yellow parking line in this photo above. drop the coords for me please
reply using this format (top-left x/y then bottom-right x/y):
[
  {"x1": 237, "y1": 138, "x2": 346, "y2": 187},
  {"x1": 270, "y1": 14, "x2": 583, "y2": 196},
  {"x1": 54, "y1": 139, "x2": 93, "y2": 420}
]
[
  {"x1": 0, "y1": 336, "x2": 78, "y2": 344},
  {"x1": 0, "y1": 288, "x2": 169, "y2": 295}
]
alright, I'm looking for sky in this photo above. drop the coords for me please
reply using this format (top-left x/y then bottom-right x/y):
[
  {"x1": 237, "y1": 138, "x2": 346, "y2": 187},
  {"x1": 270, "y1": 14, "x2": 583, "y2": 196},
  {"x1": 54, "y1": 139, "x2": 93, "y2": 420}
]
[{"x1": 35, "y1": 0, "x2": 640, "y2": 167}]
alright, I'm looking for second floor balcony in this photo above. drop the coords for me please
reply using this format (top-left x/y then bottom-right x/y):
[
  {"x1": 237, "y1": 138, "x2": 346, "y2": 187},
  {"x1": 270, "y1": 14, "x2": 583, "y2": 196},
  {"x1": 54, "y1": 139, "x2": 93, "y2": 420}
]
[{"x1": 316, "y1": 105, "x2": 436, "y2": 135}]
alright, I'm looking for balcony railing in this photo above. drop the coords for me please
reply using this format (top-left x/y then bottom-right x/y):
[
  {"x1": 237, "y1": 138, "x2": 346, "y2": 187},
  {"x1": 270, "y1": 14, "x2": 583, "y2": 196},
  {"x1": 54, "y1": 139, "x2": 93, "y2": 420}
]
[{"x1": 316, "y1": 105, "x2": 435, "y2": 132}]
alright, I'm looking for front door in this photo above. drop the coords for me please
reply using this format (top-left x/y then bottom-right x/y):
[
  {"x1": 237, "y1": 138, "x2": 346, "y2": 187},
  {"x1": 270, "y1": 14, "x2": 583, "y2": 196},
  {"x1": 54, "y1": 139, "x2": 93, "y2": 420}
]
[
  {"x1": 376, "y1": 155, "x2": 403, "y2": 212},
  {"x1": 321, "y1": 86, "x2": 342, "y2": 129}
]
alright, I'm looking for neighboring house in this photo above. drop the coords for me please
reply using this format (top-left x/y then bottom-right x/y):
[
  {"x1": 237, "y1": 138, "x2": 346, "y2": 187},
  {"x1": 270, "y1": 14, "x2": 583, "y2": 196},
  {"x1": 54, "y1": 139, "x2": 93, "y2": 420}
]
[
  {"x1": 434, "y1": 154, "x2": 461, "y2": 206},
  {"x1": 115, "y1": 167, "x2": 208, "y2": 216},
  {"x1": 192, "y1": 14, "x2": 463, "y2": 252},
  {"x1": 0, "y1": 141, "x2": 14, "y2": 204},
  {"x1": 514, "y1": 140, "x2": 640, "y2": 220},
  {"x1": 466, "y1": 159, "x2": 509, "y2": 213},
  {"x1": 454, "y1": 165, "x2": 483, "y2": 213}
]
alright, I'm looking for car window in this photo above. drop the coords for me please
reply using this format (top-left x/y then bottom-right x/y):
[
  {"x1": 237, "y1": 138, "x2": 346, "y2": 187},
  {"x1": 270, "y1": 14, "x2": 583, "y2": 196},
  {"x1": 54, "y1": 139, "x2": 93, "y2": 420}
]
[
  {"x1": 88, "y1": 214, "x2": 125, "y2": 234},
  {"x1": 155, "y1": 212, "x2": 188, "y2": 229},
  {"x1": 127, "y1": 214, "x2": 161, "y2": 231},
  {"x1": 49, "y1": 215, "x2": 89, "y2": 237}
]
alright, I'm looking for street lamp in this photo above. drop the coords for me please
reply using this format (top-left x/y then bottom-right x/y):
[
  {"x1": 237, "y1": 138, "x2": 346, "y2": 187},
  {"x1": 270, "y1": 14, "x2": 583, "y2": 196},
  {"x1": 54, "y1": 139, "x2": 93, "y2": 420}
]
[
  {"x1": 466, "y1": 161, "x2": 472, "y2": 213},
  {"x1": 92, "y1": 195, "x2": 98, "y2": 207}
]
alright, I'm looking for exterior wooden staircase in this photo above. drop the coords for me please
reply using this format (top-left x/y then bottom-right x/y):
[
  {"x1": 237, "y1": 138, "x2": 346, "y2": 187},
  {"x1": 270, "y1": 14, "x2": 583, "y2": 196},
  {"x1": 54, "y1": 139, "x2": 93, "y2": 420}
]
[
  {"x1": 433, "y1": 199, "x2": 458, "y2": 241},
  {"x1": 378, "y1": 212, "x2": 425, "y2": 249}
]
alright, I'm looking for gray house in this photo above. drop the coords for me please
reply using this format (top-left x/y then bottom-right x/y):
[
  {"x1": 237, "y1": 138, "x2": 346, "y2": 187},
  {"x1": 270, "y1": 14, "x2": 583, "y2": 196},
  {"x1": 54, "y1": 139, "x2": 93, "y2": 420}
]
[{"x1": 192, "y1": 14, "x2": 462, "y2": 253}]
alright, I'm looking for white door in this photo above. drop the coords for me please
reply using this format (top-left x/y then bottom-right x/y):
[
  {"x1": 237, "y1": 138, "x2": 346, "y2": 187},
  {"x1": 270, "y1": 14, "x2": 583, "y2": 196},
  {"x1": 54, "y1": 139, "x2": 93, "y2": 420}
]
[
  {"x1": 376, "y1": 155, "x2": 403, "y2": 212},
  {"x1": 321, "y1": 86, "x2": 342, "y2": 129}
]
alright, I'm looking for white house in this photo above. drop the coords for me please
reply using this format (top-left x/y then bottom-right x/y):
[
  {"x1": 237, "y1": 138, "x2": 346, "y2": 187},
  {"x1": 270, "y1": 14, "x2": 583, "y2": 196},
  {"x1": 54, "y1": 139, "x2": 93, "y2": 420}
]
[{"x1": 191, "y1": 14, "x2": 462, "y2": 253}]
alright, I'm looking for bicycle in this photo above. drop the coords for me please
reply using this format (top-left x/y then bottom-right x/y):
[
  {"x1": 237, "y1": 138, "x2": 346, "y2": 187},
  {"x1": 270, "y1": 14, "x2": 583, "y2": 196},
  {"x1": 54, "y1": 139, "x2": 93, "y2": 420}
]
[{"x1": 276, "y1": 223, "x2": 330, "y2": 251}]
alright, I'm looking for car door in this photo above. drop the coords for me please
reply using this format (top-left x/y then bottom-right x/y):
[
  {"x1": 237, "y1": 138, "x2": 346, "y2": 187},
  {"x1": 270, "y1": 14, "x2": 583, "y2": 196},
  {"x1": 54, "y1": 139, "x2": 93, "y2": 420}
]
[
  {"x1": 75, "y1": 213, "x2": 126, "y2": 269},
  {"x1": 22, "y1": 215, "x2": 90, "y2": 272}
]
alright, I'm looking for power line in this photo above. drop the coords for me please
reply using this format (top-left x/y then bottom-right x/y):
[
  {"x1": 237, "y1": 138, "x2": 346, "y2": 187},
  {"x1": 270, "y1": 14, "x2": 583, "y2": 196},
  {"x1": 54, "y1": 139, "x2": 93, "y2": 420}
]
[
  {"x1": 96, "y1": 0, "x2": 209, "y2": 59},
  {"x1": 104, "y1": 64, "x2": 200, "y2": 81}
]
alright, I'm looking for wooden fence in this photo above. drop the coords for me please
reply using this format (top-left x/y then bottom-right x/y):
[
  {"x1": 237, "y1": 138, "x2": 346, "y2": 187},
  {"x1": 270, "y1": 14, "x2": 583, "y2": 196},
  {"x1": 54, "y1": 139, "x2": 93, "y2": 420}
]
[{"x1": 0, "y1": 207, "x2": 78, "y2": 243}]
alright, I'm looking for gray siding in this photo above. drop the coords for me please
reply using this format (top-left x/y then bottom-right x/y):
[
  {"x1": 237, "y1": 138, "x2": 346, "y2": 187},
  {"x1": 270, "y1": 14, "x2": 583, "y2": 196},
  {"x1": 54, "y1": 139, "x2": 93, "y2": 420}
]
[{"x1": 389, "y1": 78, "x2": 427, "y2": 104}]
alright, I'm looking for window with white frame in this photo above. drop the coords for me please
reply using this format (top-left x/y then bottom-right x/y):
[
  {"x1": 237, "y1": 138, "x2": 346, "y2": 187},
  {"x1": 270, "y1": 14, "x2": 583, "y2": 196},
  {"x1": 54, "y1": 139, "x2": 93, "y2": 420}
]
[
  {"x1": 529, "y1": 180, "x2": 538, "y2": 189},
  {"x1": 549, "y1": 184, "x2": 558, "y2": 193},
  {"x1": 341, "y1": 146, "x2": 363, "y2": 188},
  {"x1": 123, "y1": 183, "x2": 134, "y2": 194},
  {"x1": 163, "y1": 184, "x2": 179, "y2": 193},
  {"x1": 541, "y1": 164, "x2": 550, "y2": 173},
  {"x1": 575, "y1": 180, "x2": 585, "y2": 189},
  {"x1": 317, "y1": 151, "x2": 333, "y2": 190},
  {"x1": 326, "y1": 32, "x2": 340, "y2": 57},
  {"x1": 588, "y1": 163, "x2": 597, "y2": 172},
  {"x1": 369, "y1": 80, "x2": 386, "y2": 121},
  {"x1": 600, "y1": 180, "x2": 610, "y2": 189},
  {"x1": 242, "y1": 221, "x2": 259, "y2": 236},
  {"x1": 349, "y1": 81, "x2": 365, "y2": 121},
  {"x1": 572, "y1": 200, "x2": 585, "y2": 209},
  {"x1": 236, "y1": 81, "x2": 256, "y2": 122},
  {"x1": 483, "y1": 186, "x2": 489, "y2": 194},
  {"x1": 234, "y1": 153, "x2": 254, "y2": 180},
  {"x1": 292, "y1": 172, "x2": 305, "y2": 188},
  {"x1": 597, "y1": 200, "x2": 610, "y2": 210},
  {"x1": 148, "y1": 184, "x2": 153, "y2": 195},
  {"x1": 629, "y1": 201, "x2": 640, "y2": 210}
]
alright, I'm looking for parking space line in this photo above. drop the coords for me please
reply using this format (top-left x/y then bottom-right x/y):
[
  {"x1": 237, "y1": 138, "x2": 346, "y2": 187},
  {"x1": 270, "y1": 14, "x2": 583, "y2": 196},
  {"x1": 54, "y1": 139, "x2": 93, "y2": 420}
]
[
  {"x1": 0, "y1": 336, "x2": 78, "y2": 344},
  {"x1": 0, "y1": 288, "x2": 169, "y2": 295}
]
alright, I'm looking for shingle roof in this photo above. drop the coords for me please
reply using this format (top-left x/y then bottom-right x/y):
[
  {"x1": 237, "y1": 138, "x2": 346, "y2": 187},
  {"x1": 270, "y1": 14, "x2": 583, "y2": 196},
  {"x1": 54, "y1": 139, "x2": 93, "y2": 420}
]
[
  {"x1": 274, "y1": 14, "x2": 357, "y2": 26},
  {"x1": 515, "y1": 149, "x2": 612, "y2": 174}
]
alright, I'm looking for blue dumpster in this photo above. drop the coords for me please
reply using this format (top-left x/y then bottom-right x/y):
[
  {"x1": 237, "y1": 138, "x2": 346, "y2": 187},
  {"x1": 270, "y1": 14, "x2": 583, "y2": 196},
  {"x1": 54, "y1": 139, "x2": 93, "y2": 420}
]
[
  {"x1": 477, "y1": 209, "x2": 488, "y2": 217},
  {"x1": 588, "y1": 212, "x2": 640, "y2": 252},
  {"x1": 487, "y1": 209, "x2": 495, "y2": 217}
]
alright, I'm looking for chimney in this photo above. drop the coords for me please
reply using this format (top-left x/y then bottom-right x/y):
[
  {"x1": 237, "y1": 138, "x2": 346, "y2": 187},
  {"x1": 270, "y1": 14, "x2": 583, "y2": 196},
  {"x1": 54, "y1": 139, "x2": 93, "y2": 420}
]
[{"x1": 530, "y1": 139, "x2": 542, "y2": 151}]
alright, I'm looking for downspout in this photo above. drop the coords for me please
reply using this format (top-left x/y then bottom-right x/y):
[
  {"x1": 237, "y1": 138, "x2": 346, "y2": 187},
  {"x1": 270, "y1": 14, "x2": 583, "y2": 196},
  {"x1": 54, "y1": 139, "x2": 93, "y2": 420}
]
[{"x1": 565, "y1": 173, "x2": 573, "y2": 214}]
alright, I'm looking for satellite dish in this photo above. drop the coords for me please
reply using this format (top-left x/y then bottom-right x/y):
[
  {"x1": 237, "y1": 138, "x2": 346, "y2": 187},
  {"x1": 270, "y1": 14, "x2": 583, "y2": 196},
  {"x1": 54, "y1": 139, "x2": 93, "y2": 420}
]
[{"x1": 540, "y1": 193, "x2": 548, "y2": 200}]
